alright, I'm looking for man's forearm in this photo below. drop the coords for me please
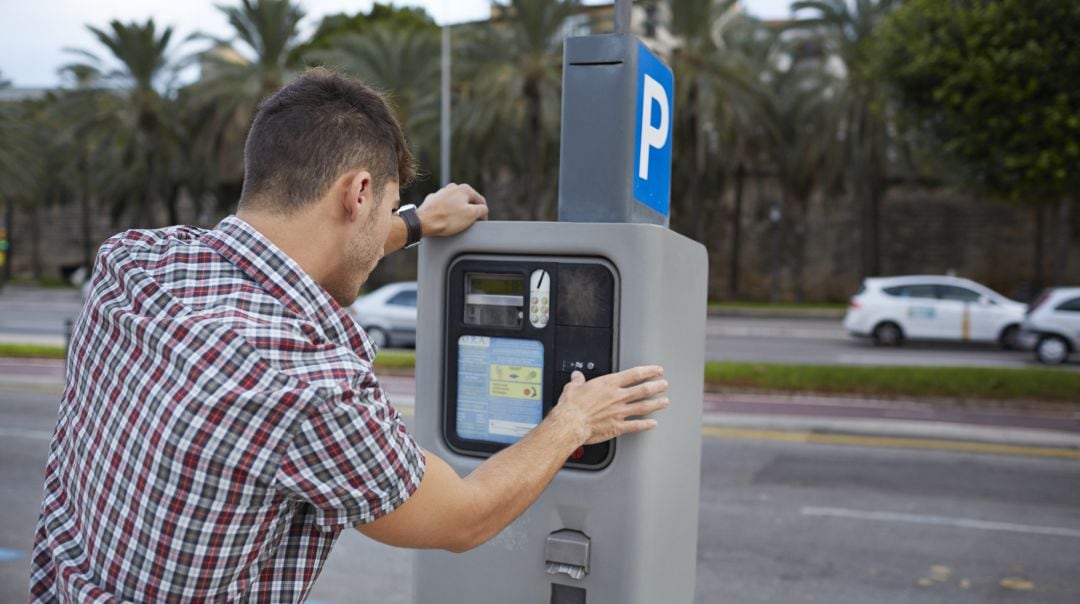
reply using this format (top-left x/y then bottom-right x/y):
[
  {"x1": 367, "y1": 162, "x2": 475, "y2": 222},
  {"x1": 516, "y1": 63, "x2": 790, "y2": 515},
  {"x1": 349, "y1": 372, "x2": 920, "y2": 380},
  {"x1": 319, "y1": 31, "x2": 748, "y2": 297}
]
[{"x1": 457, "y1": 407, "x2": 586, "y2": 549}]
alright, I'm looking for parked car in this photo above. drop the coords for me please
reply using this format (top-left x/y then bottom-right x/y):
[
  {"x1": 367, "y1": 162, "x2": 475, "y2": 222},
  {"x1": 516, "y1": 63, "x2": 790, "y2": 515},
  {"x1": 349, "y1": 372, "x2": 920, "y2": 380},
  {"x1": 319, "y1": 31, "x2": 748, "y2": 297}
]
[
  {"x1": 843, "y1": 275, "x2": 1027, "y2": 348},
  {"x1": 347, "y1": 281, "x2": 417, "y2": 349},
  {"x1": 1021, "y1": 287, "x2": 1080, "y2": 364}
]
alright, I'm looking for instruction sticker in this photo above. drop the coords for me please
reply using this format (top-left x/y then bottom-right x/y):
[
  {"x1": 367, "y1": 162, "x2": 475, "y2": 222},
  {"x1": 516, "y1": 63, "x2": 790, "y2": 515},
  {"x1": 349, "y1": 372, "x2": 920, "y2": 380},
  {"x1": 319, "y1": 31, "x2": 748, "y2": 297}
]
[{"x1": 457, "y1": 336, "x2": 544, "y2": 444}]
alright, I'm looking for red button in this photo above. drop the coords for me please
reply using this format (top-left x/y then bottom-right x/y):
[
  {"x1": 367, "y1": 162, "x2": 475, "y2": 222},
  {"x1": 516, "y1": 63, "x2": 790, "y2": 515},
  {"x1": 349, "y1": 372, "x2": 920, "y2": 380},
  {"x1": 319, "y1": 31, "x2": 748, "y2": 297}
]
[{"x1": 571, "y1": 446, "x2": 585, "y2": 460}]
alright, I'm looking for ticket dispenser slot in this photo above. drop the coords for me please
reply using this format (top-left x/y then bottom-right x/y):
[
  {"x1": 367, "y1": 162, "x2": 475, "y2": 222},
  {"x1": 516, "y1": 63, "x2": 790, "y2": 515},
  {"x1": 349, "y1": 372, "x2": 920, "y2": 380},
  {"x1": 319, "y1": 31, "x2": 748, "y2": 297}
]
[{"x1": 444, "y1": 255, "x2": 618, "y2": 469}]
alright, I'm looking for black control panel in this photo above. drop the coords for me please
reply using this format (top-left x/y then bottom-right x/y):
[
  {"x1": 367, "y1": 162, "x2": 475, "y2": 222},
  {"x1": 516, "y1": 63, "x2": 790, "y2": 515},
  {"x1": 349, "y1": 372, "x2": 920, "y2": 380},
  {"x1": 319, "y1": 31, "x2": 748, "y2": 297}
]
[{"x1": 443, "y1": 255, "x2": 618, "y2": 470}]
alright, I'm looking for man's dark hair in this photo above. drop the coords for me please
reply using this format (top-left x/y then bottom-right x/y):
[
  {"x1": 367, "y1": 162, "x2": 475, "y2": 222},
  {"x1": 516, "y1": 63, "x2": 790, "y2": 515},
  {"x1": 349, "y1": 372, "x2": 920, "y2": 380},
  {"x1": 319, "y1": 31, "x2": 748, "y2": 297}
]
[{"x1": 239, "y1": 67, "x2": 416, "y2": 212}]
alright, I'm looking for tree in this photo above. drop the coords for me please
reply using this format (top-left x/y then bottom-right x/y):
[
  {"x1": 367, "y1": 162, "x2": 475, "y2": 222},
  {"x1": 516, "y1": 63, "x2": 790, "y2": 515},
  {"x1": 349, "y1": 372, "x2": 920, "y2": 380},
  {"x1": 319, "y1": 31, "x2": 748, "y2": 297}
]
[
  {"x1": 794, "y1": 0, "x2": 899, "y2": 279},
  {"x1": 0, "y1": 89, "x2": 42, "y2": 286},
  {"x1": 453, "y1": 0, "x2": 577, "y2": 220},
  {"x1": 875, "y1": 0, "x2": 1080, "y2": 288},
  {"x1": 184, "y1": 0, "x2": 306, "y2": 207},
  {"x1": 758, "y1": 41, "x2": 845, "y2": 302},
  {"x1": 61, "y1": 19, "x2": 183, "y2": 227},
  {"x1": 667, "y1": 0, "x2": 742, "y2": 242},
  {"x1": 292, "y1": 2, "x2": 436, "y2": 64}
]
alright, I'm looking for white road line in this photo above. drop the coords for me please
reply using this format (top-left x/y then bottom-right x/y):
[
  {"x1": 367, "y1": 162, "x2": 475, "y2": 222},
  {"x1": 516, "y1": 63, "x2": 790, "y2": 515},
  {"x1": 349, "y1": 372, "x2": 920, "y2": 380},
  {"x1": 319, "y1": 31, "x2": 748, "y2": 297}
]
[
  {"x1": 801, "y1": 506, "x2": 1080, "y2": 539},
  {"x1": 0, "y1": 426, "x2": 53, "y2": 440}
]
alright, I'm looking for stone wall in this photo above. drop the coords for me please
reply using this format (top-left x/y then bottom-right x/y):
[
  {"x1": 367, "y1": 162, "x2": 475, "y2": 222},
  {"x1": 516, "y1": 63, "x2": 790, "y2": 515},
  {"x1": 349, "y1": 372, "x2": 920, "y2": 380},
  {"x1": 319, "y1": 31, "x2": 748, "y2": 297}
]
[{"x1": 703, "y1": 184, "x2": 1078, "y2": 303}]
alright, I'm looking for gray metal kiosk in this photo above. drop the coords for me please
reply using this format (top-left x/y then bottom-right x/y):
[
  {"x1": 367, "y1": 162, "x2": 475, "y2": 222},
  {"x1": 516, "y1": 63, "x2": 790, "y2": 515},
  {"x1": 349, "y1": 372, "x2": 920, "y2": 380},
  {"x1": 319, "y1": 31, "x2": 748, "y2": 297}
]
[{"x1": 413, "y1": 8, "x2": 707, "y2": 602}]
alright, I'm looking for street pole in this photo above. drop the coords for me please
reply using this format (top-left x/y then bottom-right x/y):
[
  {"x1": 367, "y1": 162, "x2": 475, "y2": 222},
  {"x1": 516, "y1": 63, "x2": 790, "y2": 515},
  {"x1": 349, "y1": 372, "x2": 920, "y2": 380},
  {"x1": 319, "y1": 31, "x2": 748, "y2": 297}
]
[
  {"x1": 440, "y1": 22, "x2": 451, "y2": 186},
  {"x1": 614, "y1": 0, "x2": 632, "y2": 34},
  {"x1": 770, "y1": 203, "x2": 782, "y2": 304}
]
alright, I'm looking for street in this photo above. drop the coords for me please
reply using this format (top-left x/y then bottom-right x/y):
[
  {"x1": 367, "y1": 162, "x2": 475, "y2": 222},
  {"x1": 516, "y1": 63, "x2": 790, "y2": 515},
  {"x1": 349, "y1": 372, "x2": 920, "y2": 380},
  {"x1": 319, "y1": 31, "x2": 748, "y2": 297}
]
[
  {"x1": 706, "y1": 315, "x2": 1058, "y2": 369},
  {"x1": 2, "y1": 381, "x2": 1078, "y2": 603},
  {"x1": 1, "y1": 286, "x2": 1066, "y2": 369}
]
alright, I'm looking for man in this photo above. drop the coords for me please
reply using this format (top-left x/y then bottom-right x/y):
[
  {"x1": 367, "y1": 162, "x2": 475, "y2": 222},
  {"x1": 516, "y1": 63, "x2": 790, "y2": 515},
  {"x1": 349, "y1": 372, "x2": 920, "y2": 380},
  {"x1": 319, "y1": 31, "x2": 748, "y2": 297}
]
[{"x1": 30, "y1": 68, "x2": 668, "y2": 602}]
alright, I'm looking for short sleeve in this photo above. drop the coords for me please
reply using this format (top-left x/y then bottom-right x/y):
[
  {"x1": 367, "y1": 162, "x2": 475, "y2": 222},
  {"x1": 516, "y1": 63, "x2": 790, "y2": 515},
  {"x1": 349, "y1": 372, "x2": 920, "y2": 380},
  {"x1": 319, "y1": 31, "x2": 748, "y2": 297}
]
[{"x1": 272, "y1": 380, "x2": 426, "y2": 528}]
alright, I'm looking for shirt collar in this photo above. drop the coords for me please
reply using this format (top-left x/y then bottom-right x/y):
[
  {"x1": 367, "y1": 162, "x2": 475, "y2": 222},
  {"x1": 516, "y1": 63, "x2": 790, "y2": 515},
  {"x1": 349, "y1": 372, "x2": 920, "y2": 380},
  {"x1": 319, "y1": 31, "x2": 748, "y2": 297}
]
[{"x1": 203, "y1": 215, "x2": 375, "y2": 360}]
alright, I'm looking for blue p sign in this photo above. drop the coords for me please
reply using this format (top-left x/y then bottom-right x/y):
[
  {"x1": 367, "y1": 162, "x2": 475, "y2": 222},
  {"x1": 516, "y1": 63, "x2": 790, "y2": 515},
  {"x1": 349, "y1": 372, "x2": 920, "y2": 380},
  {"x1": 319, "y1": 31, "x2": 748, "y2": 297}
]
[{"x1": 633, "y1": 42, "x2": 674, "y2": 218}]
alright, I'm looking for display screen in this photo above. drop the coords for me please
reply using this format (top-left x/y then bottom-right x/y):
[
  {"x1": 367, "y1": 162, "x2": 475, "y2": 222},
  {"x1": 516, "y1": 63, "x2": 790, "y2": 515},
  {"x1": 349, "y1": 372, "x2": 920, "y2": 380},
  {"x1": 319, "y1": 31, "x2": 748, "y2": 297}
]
[
  {"x1": 464, "y1": 273, "x2": 524, "y2": 328},
  {"x1": 456, "y1": 336, "x2": 544, "y2": 444},
  {"x1": 467, "y1": 274, "x2": 523, "y2": 296}
]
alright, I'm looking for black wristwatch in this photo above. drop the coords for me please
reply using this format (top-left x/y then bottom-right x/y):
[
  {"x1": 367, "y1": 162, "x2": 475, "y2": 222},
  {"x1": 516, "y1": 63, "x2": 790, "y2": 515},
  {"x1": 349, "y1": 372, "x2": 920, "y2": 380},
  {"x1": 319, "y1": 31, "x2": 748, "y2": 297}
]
[{"x1": 396, "y1": 204, "x2": 423, "y2": 249}]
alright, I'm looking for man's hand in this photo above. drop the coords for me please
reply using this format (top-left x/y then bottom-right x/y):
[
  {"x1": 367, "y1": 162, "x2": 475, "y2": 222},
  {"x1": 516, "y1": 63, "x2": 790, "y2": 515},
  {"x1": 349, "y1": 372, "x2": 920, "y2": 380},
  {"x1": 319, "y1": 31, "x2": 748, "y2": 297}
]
[
  {"x1": 417, "y1": 183, "x2": 488, "y2": 238},
  {"x1": 548, "y1": 366, "x2": 669, "y2": 445}
]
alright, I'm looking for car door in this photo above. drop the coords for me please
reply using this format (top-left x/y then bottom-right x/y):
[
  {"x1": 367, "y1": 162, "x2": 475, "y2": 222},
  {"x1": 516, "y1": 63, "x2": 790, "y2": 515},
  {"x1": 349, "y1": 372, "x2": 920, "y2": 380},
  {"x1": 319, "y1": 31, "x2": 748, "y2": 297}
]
[
  {"x1": 966, "y1": 291, "x2": 1014, "y2": 342},
  {"x1": 935, "y1": 285, "x2": 982, "y2": 341},
  {"x1": 384, "y1": 288, "x2": 418, "y2": 342},
  {"x1": 894, "y1": 283, "x2": 945, "y2": 339},
  {"x1": 1050, "y1": 295, "x2": 1080, "y2": 348}
]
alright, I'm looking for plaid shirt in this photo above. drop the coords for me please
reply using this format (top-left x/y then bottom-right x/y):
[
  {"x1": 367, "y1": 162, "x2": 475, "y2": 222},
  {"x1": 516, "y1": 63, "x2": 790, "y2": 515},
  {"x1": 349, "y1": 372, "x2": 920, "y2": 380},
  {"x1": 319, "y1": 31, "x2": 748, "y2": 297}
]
[{"x1": 29, "y1": 216, "x2": 425, "y2": 603}]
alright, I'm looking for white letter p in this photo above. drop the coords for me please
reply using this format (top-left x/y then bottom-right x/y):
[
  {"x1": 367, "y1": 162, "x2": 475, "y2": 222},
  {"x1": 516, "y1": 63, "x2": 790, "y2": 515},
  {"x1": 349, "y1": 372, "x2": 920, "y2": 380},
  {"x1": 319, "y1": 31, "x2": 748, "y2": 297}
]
[{"x1": 638, "y1": 74, "x2": 669, "y2": 181}]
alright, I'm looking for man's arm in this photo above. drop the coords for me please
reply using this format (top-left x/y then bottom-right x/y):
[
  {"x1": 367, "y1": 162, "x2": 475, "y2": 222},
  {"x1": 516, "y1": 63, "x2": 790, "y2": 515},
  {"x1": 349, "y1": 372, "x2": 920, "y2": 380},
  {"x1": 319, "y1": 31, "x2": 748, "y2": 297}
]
[
  {"x1": 384, "y1": 183, "x2": 489, "y2": 255},
  {"x1": 356, "y1": 367, "x2": 669, "y2": 552}
]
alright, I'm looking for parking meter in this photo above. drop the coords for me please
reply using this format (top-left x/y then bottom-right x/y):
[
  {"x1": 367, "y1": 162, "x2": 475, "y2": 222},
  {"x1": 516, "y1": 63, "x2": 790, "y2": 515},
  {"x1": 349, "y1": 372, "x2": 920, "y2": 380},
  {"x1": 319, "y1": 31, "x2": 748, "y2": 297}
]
[{"x1": 414, "y1": 15, "x2": 706, "y2": 604}]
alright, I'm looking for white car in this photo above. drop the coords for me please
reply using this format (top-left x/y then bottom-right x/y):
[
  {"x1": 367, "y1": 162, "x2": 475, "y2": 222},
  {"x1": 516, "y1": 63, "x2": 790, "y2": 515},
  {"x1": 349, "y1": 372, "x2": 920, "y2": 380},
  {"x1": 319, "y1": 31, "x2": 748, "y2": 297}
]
[
  {"x1": 843, "y1": 275, "x2": 1027, "y2": 348},
  {"x1": 1021, "y1": 287, "x2": 1080, "y2": 364},
  {"x1": 347, "y1": 281, "x2": 417, "y2": 349}
]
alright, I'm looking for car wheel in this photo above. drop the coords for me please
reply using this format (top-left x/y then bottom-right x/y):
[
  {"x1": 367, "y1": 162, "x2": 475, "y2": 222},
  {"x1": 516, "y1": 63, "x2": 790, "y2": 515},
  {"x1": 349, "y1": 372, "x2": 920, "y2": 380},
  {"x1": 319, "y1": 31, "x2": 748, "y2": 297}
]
[
  {"x1": 365, "y1": 326, "x2": 390, "y2": 349},
  {"x1": 872, "y1": 322, "x2": 904, "y2": 347},
  {"x1": 998, "y1": 325, "x2": 1021, "y2": 350},
  {"x1": 1035, "y1": 335, "x2": 1069, "y2": 365}
]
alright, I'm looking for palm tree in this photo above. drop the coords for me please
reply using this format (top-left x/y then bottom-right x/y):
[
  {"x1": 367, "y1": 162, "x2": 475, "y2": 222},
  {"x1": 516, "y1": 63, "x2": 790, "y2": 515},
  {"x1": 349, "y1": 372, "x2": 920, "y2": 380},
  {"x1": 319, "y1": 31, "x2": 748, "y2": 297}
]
[
  {"x1": 453, "y1": 0, "x2": 577, "y2": 220},
  {"x1": 667, "y1": 2, "x2": 783, "y2": 300},
  {"x1": 184, "y1": 0, "x2": 306, "y2": 207},
  {"x1": 758, "y1": 46, "x2": 845, "y2": 302},
  {"x1": 792, "y1": 0, "x2": 900, "y2": 278},
  {"x1": 0, "y1": 86, "x2": 42, "y2": 285},
  {"x1": 62, "y1": 19, "x2": 182, "y2": 227}
]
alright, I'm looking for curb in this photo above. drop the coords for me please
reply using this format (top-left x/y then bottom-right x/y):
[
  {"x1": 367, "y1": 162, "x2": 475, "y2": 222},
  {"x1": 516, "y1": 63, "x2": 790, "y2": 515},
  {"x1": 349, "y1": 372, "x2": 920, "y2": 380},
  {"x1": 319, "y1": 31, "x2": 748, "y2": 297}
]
[{"x1": 702, "y1": 412, "x2": 1080, "y2": 450}]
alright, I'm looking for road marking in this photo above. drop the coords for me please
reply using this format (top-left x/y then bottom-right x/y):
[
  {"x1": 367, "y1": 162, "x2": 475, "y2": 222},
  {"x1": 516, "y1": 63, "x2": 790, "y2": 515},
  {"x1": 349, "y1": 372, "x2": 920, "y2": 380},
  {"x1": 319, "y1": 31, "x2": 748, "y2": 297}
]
[
  {"x1": 0, "y1": 426, "x2": 53, "y2": 440},
  {"x1": 0, "y1": 382, "x2": 64, "y2": 394},
  {"x1": 801, "y1": 506, "x2": 1080, "y2": 539},
  {"x1": 701, "y1": 426, "x2": 1080, "y2": 460},
  {"x1": 0, "y1": 548, "x2": 25, "y2": 561}
]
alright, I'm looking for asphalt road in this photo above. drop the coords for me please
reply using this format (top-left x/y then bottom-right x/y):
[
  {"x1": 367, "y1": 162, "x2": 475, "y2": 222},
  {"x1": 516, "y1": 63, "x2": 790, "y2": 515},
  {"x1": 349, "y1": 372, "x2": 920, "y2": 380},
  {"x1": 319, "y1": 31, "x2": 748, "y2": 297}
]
[
  {"x1": 1, "y1": 286, "x2": 1067, "y2": 369},
  {"x1": 2, "y1": 385, "x2": 1078, "y2": 603}
]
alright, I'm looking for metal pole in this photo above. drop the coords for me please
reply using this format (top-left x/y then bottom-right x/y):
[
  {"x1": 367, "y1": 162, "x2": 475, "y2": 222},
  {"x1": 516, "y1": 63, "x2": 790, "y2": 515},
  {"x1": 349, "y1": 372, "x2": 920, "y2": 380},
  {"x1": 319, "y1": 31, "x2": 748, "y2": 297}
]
[
  {"x1": 614, "y1": 0, "x2": 633, "y2": 35},
  {"x1": 440, "y1": 23, "x2": 451, "y2": 186},
  {"x1": 769, "y1": 203, "x2": 782, "y2": 304}
]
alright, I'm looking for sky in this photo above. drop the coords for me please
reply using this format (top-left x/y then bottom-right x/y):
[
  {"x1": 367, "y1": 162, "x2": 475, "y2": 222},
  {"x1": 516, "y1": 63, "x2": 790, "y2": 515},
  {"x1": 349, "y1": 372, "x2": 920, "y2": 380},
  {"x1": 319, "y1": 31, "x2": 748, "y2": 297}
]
[{"x1": 0, "y1": 0, "x2": 795, "y2": 88}]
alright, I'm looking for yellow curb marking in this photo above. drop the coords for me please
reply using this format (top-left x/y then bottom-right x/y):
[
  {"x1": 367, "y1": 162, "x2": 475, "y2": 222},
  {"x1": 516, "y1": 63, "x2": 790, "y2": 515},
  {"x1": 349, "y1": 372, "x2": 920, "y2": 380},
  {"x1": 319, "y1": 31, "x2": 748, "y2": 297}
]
[
  {"x1": 999, "y1": 577, "x2": 1035, "y2": 591},
  {"x1": 701, "y1": 427, "x2": 1080, "y2": 460}
]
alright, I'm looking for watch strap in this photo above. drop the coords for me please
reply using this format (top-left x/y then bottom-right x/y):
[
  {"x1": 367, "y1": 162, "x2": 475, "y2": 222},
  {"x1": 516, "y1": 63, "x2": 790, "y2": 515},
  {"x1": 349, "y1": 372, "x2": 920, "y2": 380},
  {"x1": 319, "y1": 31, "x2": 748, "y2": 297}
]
[{"x1": 397, "y1": 204, "x2": 422, "y2": 249}]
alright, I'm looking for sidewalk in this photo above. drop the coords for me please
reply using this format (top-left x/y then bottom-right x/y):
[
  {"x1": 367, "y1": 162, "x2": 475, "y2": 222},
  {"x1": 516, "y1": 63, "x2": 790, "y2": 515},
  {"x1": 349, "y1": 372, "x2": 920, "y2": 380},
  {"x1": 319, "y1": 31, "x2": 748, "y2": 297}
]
[{"x1": 5, "y1": 359, "x2": 1078, "y2": 451}]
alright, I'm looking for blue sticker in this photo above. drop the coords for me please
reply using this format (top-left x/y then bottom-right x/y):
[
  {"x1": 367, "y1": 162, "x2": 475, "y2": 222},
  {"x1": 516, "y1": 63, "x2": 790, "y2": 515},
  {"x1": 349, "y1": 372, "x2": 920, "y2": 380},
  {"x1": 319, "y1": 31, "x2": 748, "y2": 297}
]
[
  {"x1": 457, "y1": 336, "x2": 544, "y2": 444},
  {"x1": 907, "y1": 306, "x2": 937, "y2": 320},
  {"x1": 633, "y1": 42, "x2": 674, "y2": 217}
]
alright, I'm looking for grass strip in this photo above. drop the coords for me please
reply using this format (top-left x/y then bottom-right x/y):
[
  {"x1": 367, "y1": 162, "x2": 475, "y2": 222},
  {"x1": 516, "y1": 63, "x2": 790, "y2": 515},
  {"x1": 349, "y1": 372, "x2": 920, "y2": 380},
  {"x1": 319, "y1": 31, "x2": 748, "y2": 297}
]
[
  {"x1": 3, "y1": 344, "x2": 1072, "y2": 404},
  {"x1": 707, "y1": 362, "x2": 1080, "y2": 403},
  {"x1": 373, "y1": 349, "x2": 420, "y2": 372},
  {"x1": 0, "y1": 343, "x2": 66, "y2": 359}
]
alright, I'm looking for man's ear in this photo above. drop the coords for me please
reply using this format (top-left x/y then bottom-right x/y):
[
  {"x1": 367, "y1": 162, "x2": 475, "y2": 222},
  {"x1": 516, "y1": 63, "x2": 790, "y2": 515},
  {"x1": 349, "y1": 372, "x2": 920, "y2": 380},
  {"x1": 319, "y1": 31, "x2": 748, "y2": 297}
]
[{"x1": 341, "y1": 170, "x2": 373, "y2": 222}]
